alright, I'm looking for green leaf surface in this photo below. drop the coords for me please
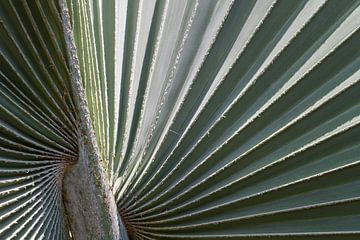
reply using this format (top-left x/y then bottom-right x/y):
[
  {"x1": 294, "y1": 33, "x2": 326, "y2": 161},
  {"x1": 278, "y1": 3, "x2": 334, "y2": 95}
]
[
  {"x1": 1, "y1": 0, "x2": 360, "y2": 239},
  {"x1": 0, "y1": 1, "x2": 77, "y2": 239}
]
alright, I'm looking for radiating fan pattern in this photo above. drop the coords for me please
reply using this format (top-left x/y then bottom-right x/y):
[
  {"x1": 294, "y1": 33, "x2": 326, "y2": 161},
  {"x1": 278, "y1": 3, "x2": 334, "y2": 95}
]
[
  {"x1": 0, "y1": 1, "x2": 77, "y2": 239},
  {"x1": 1, "y1": 0, "x2": 360, "y2": 239},
  {"x1": 68, "y1": 0, "x2": 360, "y2": 239}
]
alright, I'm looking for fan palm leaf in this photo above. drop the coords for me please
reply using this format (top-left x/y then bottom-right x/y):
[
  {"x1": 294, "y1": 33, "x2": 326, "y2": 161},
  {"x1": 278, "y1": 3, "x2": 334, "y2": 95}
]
[{"x1": 1, "y1": 0, "x2": 360, "y2": 239}]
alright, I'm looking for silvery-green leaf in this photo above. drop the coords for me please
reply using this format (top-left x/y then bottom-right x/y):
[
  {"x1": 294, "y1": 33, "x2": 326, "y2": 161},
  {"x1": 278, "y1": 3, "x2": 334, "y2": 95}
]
[{"x1": 1, "y1": 0, "x2": 360, "y2": 239}]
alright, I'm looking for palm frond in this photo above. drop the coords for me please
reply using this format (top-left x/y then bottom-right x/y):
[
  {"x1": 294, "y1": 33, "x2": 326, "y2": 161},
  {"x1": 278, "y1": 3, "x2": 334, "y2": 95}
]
[
  {"x1": 1, "y1": 0, "x2": 360, "y2": 239},
  {"x1": 0, "y1": 1, "x2": 77, "y2": 239},
  {"x1": 70, "y1": 0, "x2": 360, "y2": 238}
]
